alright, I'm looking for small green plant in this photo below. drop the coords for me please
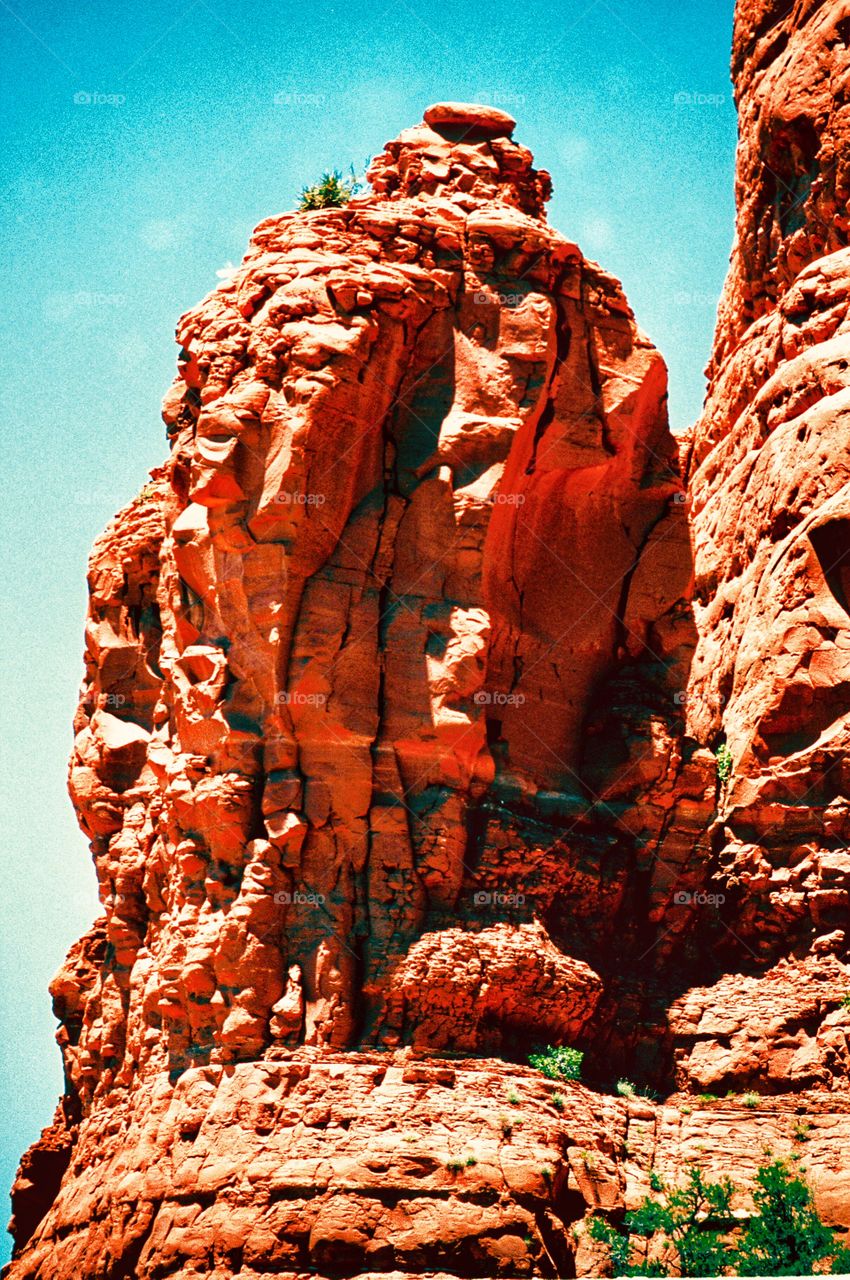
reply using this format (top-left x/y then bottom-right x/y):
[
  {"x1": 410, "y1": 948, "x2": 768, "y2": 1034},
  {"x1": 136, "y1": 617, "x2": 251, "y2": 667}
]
[
  {"x1": 445, "y1": 1157, "x2": 464, "y2": 1172},
  {"x1": 507, "y1": 1088, "x2": 521, "y2": 1105},
  {"x1": 499, "y1": 1114, "x2": 513, "y2": 1139},
  {"x1": 465, "y1": 1155, "x2": 477, "y2": 1167},
  {"x1": 528, "y1": 1045, "x2": 584, "y2": 1082},
  {"x1": 741, "y1": 1091, "x2": 760, "y2": 1109},
  {"x1": 298, "y1": 166, "x2": 361, "y2": 211},
  {"x1": 715, "y1": 742, "x2": 733, "y2": 784},
  {"x1": 551, "y1": 1092, "x2": 565, "y2": 1112},
  {"x1": 697, "y1": 1092, "x2": 719, "y2": 1103},
  {"x1": 650, "y1": 1169, "x2": 664, "y2": 1193},
  {"x1": 541, "y1": 1165, "x2": 553, "y2": 1185},
  {"x1": 840, "y1": 991, "x2": 850, "y2": 1010},
  {"x1": 792, "y1": 1119, "x2": 812, "y2": 1143},
  {"x1": 617, "y1": 1079, "x2": 636, "y2": 1097}
]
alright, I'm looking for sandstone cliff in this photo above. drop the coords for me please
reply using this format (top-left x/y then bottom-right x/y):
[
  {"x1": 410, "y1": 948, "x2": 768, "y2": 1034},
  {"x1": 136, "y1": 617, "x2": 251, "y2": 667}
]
[{"x1": 6, "y1": 4, "x2": 850, "y2": 1274}]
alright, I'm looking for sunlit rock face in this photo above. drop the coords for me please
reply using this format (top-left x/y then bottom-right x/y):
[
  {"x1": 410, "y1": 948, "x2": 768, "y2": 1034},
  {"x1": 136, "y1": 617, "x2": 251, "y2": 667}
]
[
  {"x1": 7, "y1": 56, "x2": 850, "y2": 1280},
  {"x1": 51, "y1": 101, "x2": 694, "y2": 1099},
  {"x1": 685, "y1": 0, "x2": 850, "y2": 966}
]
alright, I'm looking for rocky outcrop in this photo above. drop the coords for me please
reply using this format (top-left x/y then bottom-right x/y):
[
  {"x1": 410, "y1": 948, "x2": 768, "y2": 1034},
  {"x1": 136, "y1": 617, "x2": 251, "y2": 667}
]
[
  {"x1": 34, "y1": 99, "x2": 701, "y2": 1117},
  {"x1": 682, "y1": 0, "x2": 850, "y2": 1092},
  {"x1": 8, "y1": 1053, "x2": 850, "y2": 1279},
  {"x1": 6, "y1": 16, "x2": 850, "y2": 1274}
]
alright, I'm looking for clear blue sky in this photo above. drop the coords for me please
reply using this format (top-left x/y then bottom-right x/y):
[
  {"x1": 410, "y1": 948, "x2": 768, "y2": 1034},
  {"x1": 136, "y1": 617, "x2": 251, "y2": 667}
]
[{"x1": 0, "y1": 0, "x2": 736, "y2": 1259}]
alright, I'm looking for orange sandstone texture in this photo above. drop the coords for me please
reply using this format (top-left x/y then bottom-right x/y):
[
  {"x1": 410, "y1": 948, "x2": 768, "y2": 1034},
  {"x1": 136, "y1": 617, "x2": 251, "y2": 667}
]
[
  {"x1": 683, "y1": 0, "x2": 850, "y2": 1010},
  {"x1": 6, "y1": 19, "x2": 850, "y2": 1276}
]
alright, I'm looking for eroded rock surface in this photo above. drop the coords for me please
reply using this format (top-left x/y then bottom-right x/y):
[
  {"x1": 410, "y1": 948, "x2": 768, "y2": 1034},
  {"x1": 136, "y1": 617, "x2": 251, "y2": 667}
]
[
  {"x1": 7, "y1": 31, "x2": 850, "y2": 1278},
  {"x1": 33, "y1": 101, "x2": 696, "y2": 1116},
  {"x1": 682, "y1": 0, "x2": 850, "y2": 1085}
]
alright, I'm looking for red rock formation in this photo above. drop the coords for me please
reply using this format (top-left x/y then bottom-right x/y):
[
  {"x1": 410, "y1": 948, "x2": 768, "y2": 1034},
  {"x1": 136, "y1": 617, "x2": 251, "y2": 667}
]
[
  {"x1": 682, "y1": 0, "x2": 850, "y2": 1083},
  {"x1": 6, "y1": 26, "x2": 850, "y2": 1275},
  {"x1": 41, "y1": 98, "x2": 696, "y2": 1109}
]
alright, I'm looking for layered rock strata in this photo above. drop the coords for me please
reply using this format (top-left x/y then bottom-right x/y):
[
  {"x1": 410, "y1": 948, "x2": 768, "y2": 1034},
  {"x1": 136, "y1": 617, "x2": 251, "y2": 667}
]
[
  {"x1": 6, "y1": 33, "x2": 850, "y2": 1277},
  {"x1": 682, "y1": 0, "x2": 850, "y2": 1079}
]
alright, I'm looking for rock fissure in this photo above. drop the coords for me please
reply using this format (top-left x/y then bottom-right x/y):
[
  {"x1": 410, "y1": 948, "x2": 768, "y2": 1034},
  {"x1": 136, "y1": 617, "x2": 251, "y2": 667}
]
[{"x1": 8, "y1": 67, "x2": 850, "y2": 1279}]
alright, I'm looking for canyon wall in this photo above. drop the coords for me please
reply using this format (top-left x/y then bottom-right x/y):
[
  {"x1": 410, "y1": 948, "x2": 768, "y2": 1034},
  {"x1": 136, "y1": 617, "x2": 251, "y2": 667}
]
[
  {"x1": 5, "y1": 4, "x2": 850, "y2": 1276},
  {"x1": 681, "y1": 0, "x2": 850, "y2": 1077}
]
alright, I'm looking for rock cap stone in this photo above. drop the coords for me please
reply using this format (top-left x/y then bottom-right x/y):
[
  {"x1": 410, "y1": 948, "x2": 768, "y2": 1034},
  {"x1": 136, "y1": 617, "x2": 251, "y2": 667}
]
[{"x1": 423, "y1": 100, "x2": 516, "y2": 139}]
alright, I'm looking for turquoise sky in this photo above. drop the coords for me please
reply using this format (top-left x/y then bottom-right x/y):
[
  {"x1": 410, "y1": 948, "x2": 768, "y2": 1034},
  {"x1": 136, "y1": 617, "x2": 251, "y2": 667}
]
[{"x1": 0, "y1": 0, "x2": 736, "y2": 1259}]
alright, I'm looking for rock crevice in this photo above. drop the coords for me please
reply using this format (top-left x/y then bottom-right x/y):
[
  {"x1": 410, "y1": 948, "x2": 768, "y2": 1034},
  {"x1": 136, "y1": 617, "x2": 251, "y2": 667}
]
[{"x1": 6, "y1": 40, "x2": 850, "y2": 1278}]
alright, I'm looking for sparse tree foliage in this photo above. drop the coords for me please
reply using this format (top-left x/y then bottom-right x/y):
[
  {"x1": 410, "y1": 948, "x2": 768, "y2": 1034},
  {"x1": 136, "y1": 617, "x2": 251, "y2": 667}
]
[
  {"x1": 588, "y1": 1158, "x2": 850, "y2": 1277},
  {"x1": 733, "y1": 1159, "x2": 850, "y2": 1276}
]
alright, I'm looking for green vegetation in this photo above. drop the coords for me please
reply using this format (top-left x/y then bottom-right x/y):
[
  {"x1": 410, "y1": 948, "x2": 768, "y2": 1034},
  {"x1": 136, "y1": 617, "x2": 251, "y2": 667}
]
[
  {"x1": 528, "y1": 1045, "x2": 584, "y2": 1082},
  {"x1": 741, "y1": 1091, "x2": 760, "y2": 1110},
  {"x1": 587, "y1": 1158, "x2": 850, "y2": 1276},
  {"x1": 617, "y1": 1079, "x2": 636, "y2": 1097},
  {"x1": 733, "y1": 1158, "x2": 850, "y2": 1275},
  {"x1": 551, "y1": 1092, "x2": 565, "y2": 1112},
  {"x1": 298, "y1": 167, "x2": 361, "y2": 210},
  {"x1": 715, "y1": 742, "x2": 733, "y2": 784},
  {"x1": 133, "y1": 479, "x2": 159, "y2": 504}
]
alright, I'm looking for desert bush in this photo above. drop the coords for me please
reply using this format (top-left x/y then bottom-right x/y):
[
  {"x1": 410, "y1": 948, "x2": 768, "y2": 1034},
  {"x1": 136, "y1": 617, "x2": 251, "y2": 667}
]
[
  {"x1": 528, "y1": 1045, "x2": 583, "y2": 1081},
  {"x1": 298, "y1": 167, "x2": 361, "y2": 210},
  {"x1": 588, "y1": 1157, "x2": 850, "y2": 1276}
]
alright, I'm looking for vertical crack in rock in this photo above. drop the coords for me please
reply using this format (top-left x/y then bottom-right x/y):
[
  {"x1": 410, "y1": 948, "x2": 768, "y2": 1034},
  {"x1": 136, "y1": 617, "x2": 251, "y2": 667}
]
[{"x1": 8, "y1": 65, "x2": 850, "y2": 1279}]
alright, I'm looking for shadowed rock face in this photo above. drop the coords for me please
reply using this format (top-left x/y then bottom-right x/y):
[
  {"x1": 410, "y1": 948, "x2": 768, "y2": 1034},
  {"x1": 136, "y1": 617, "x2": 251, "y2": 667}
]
[
  {"x1": 47, "y1": 102, "x2": 697, "y2": 1100},
  {"x1": 684, "y1": 0, "x2": 850, "y2": 972},
  {"x1": 6, "y1": 41, "x2": 850, "y2": 1280}
]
